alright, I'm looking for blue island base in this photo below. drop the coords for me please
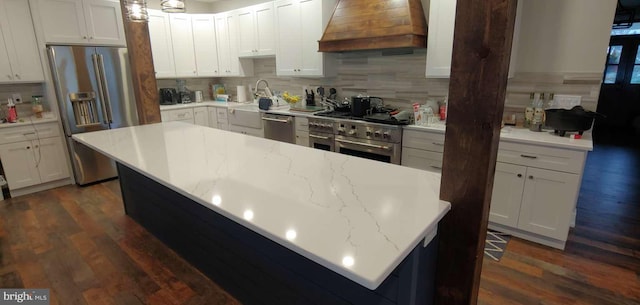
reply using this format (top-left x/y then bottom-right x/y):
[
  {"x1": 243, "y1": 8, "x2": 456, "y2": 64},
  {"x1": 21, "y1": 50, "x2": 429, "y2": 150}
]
[{"x1": 117, "y1": 163, "x2": 437, "y2": 305}]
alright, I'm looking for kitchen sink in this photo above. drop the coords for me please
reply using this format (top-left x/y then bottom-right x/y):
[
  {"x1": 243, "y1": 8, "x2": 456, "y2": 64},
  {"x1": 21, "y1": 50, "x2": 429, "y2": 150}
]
[{"x1": 228, "y1": 104, "x2": 263, "y2": 129}]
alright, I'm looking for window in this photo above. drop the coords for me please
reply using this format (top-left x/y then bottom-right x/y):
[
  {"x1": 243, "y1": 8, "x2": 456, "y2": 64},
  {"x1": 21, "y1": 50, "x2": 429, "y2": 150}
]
[
  {"x1": 604, "y1": 45, "x2": 623, "y2": 84},
  {"x1": 631, "y1": 45, "x2": 640, "y2": 84}
]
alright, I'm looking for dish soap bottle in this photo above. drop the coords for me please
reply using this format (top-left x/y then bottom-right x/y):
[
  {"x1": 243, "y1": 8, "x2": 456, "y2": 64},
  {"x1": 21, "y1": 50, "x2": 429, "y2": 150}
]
[{"x1": 6, "y1": 98, "x2": 17, "y2": 123}]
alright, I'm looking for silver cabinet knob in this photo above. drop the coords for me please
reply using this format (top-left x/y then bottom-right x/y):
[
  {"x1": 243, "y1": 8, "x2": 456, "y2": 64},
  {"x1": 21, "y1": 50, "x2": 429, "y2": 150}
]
[
  {"x1": 529, "y1": 175, "x2": 534, "y2": 180},
  {"x1": 517, "y1": 174, "x2": 522, "y2": 178},
  {"x1": 90, "y1": 36, "x2": 94, "y2": 39},
  {"x1": 7, "y1": 74, "x2": 12, "y2": 79},
  {"x1": 83, "y1": 36, "x2": 87, "y2": 39},
  {"x1": 15, "y1": 74, "x2": 19, "y2": 79}
]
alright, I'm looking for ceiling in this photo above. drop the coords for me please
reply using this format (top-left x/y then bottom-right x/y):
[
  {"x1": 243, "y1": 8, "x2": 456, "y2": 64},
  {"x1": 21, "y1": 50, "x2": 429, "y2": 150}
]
[{"x1": 616, "y1": 0, "x2": 640, "y2": 25}]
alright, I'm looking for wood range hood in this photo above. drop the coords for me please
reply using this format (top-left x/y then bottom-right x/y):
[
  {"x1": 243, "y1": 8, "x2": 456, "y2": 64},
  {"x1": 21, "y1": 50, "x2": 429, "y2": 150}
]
[{"x1": 318, "y1": 0, "x2": 428, "y2": 52}]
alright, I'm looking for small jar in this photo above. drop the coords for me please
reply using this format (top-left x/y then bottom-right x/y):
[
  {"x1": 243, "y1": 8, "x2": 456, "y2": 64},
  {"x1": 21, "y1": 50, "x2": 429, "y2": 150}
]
[{"x1": 32, "y1": 96, "x2": 44, "y2": 118}]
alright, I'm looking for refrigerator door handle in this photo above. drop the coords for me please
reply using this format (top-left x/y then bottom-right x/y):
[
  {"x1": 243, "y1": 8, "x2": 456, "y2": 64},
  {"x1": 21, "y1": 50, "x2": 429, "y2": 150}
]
[
  {"x1": 97, "y1": 54, "x2": 114, "y2": 124},
  {"x1": 47, "y1": 47, "x2": 72, "y2": 137},
  {"x1": 92, "y1": 54, "x2": 110, "y2": 125}
]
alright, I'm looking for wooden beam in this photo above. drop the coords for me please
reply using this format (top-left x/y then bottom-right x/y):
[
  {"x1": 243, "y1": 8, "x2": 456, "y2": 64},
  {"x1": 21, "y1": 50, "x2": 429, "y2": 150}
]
[
  {"x1": 119, "y1": 1, "x2": 161, "y2": 124},
  {"x1": 435, "y1": 0, "x2": 517, "y2": 304}
]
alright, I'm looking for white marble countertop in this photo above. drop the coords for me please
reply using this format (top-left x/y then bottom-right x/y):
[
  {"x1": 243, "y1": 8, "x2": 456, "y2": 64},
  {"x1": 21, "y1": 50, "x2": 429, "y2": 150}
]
[
  {"x1": 0, "y1": 114, "x2": 58, "y2": 129},
  {"x1": 405, "y1": 123, "x2": 593, "y2": 151},
  {"x1": 72, "y1": 122, "x2": 450, "y2": 290}
]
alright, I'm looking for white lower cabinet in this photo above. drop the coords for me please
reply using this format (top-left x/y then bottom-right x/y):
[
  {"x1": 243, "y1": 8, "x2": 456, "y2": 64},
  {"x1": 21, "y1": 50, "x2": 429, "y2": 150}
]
[
  {"x1": 0, "y1": 123, "x2": 70, "y2": 191},
  {"x1": 193, "y1": 107, "x2": 209, "y2": 127},
  {"x1": 401, "y1": 127, "x2": 586, "y2": 249},
  {"x1": 294, "y1": 116, "x2": 309, "y2": 146},
  {"x1": 161, "y1": 108, "x2": 194, "y2": 124},
  {"x1": 229, "y1": 124, "x2": 264, "y2": 137}
]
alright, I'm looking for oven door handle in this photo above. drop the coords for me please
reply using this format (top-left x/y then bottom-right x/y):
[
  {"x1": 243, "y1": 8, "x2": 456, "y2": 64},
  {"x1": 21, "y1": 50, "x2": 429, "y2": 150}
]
[
  {"x1": 335, "y1": 138, "x2": 391, "y2": 151},
  {"x1": 309, "y1": 134, "x2": 332, "y2": 140}
]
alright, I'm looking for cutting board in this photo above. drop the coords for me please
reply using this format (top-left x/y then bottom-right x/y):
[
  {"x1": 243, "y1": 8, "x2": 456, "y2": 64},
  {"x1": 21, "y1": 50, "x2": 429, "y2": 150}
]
[{"x1": 289, "y1": 106, "x2": 326, "y2": 112}]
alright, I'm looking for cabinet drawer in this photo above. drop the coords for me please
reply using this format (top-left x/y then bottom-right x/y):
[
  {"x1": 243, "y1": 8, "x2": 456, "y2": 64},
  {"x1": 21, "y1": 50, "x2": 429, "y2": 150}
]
[
  {"x1": 162, "y1": 109, "x2": 194, "y2": 122},
  {"x1": 229, "y1": 124, "x2": 263, "y2": 137},
  {"x1": 295, "y1": 117, "x2": 309, "y2": 132},
  {"x1": 401, "y1": 148, "x2": 443, "y2": 173},
  {"x1": 402, "y1": 129, "x2": 445, "y2": 152},
  {"x1": 497, "y1": 142, "x2": 586, "y2": 174},
  {"x1": 0, "y1": 123, "x2": 60, "y2": 145}
]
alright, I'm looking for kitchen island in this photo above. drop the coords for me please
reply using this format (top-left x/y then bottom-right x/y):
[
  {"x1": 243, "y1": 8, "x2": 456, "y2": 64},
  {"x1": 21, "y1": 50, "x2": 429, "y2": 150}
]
[{"x1": 73, "y1": 122, "x2": 450, "y2": 305}]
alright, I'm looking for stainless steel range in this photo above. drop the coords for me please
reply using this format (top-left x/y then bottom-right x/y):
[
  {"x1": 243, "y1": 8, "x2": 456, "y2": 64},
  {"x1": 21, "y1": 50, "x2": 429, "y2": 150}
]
[{"x1": 308, "y1": 116, "x2": 403, "y2": 164}]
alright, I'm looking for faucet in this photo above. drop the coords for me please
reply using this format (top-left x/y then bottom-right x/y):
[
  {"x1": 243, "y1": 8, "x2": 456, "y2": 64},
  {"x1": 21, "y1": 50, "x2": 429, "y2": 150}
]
[{"x1": 254, "y1": 79, "x2": 273, "y2": 99}]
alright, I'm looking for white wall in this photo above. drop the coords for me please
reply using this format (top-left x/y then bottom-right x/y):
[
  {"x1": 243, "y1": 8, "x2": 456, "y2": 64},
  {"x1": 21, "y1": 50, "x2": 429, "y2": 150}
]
[
  {"x1": 516, "y1": 0, "x2": 616, "y2": 74},
  {"x1": 147, "y1": 0, "x2": 213, "y2": 13}
]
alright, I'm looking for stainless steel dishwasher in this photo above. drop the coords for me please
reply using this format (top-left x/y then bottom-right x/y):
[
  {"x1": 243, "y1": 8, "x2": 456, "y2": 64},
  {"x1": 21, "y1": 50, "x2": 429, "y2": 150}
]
[{"x1": 262, "y1": 113, "x2": 295, "y2": 143}]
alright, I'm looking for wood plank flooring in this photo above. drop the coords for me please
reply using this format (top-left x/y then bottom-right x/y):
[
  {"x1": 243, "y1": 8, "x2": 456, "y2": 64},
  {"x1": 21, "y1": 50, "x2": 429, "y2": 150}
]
[{"x1": 1, "y1": 133, "x2": 639, "y2": 304}]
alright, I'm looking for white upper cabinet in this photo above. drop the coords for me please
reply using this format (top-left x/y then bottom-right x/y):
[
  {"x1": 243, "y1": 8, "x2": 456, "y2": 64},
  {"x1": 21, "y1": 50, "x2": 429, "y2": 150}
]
[
  {"x1": 148, "y1": 10, "x2": 176, "y2": 78},
  {"x1": 215, "y1": 11, "x2": 253, "y2": 77},
  {"x1": 191, "y1": 14, "x2": 219, "y2": 77},
  {"x1": 169, "y1": 14, "x2": 197, "y2": 78},
  {"x1": 237, "y1": 2, "x2": 275, "y2": 58},
  {"x1": 34, "y1": 0, "x2": 126, "y2": 46},
  {"x1": 425, "y1": 0, "x2": 521, "y2": 78},
  {"x1": 275, "y1": 0, "x2": 335, "y2": 77},
  {"x1": 0, "y1": 0, "x2": 44, "y2": 83}
]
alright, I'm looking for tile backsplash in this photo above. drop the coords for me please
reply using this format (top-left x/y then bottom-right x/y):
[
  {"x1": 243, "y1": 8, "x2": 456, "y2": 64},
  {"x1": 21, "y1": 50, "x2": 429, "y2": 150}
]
[
  {"x1": 157, "y1": 49, "x2": 603, "y2": 112},
  {"x1": 0, "y1": 83, "x2": 46, "y2": 119}
]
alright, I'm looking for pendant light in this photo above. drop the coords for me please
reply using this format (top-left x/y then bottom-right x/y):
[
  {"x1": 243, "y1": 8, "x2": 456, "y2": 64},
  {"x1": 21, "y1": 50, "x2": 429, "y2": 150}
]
[
  {"x1": 124, "y1": 0, "x2": 149, "y2": 22},
  {"x1": 161, "y1": 0, "x2": 186, "y2": 13}
]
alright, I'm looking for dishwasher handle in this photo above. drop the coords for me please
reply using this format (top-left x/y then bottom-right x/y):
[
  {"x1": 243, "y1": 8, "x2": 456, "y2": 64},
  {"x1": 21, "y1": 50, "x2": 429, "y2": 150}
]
[{"x1": 262, "y1": 116, "x2": 292, "y2": 124}]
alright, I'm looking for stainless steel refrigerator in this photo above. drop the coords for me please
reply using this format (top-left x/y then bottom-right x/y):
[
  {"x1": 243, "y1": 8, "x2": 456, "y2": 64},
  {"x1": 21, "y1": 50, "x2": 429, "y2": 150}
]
[{"x1": 48, "y1": 46, "x2": 139, "y2": 185}]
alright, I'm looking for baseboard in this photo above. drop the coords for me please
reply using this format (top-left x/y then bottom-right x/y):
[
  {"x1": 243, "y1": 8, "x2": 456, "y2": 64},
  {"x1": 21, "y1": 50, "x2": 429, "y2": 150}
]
[
  {"x1": 488, "y1": 222, "x2": 566, "y2": 250},
  {"x1": 8, "y1": 178, "x2": 72, "y2": 198}
]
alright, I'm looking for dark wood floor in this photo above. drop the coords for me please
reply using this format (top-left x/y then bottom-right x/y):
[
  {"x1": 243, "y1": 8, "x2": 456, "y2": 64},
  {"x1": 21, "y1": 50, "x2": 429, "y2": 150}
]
[{"x1": 1, "y1": 133, "x2": 639, "y2": 304}]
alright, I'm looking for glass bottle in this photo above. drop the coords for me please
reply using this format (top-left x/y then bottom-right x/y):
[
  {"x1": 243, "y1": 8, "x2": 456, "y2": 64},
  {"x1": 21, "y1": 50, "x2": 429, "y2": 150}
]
[
  {"x1": 524, "y1": 93, "x2": 535, "y2": 128},
  {"x1": 32, "y1": 96, "x2": 44, "y2": 118}
]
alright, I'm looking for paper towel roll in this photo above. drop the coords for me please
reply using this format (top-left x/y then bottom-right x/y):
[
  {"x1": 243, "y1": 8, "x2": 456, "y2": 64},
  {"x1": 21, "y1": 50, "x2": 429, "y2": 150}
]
[{"x1": 237, "y1": 85, "x2": 248, "y2": 103}]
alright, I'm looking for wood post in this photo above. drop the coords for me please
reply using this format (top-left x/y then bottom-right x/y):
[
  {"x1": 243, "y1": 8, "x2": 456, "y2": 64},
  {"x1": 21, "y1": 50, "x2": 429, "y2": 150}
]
[
  {"x1": 434, "y1": 0, "x2": 517, "y2": 304},
  {"x1": 119, "y1": 1, "x2": 161, "y2": 124}
]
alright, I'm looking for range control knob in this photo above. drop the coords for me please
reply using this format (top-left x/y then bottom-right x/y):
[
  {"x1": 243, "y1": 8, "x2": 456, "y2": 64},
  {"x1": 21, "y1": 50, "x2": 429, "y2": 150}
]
[
  {"x1": 309, "y1": 122, "x2": 318, "y2": 128},
  {"x1": 366, "y1": 129, "x2": 373, "y2": 137},
  {"x1": 338, "y1": 127, "x2": 346, "y2": 134},
  {"x1": 348, "y1": 129, "x2": 357, "y2": 135},
  {"x1": 374, "y1": 130, "x2": 382, "y2": 137},
  {"x1": 383, "y1": 131, "x2": 391, "y2": 139}
]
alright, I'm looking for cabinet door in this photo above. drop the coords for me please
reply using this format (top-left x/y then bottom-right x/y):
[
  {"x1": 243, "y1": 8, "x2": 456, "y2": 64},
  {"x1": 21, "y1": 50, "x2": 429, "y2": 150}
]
[
  {"x1": 401, "y1": 148, "x2": 443, "y2": 173},
  {"x1": 0, "y1": 141, "x2": 40, "y2": 190},
  {"x1": 425, "y1": 0, "x2": 456, "y2": 78},
  {"x1": 194, "y1": 108, "x2": 209, "y2": 127},
  {"x1": 0, "y1": 23, "x2": 13, "y2": 83},
  {"x1": 299, "y1": 0, "x2": 323, "y2": 76},
  {"x1": 148, "y1": 10, "x2": 176, "y2": 78},
  {"x1": 169, "y1": 14, "x2": 197, "y2": 77},
  {"x1": 0, "y1": 0, "x2": 44, "y2": 82},
  {"x1": 36, "y1": 137, "x2": 71, "y2": 183},
  {"x1": 215, "y1": 13, "x2": 232, "y2": 75},
  {"x1": 518, "y1": 168, "x2": 580, "y2": 241},
  {"x1": 192, "y1": 15, "x2": 219, "y2": 77},
  {"x1": 83, "y1": 0, "x2": 126, "y2": 46},
  {"x1": 226, "y1": 13, "x2": 242, "y2": 76},
  {"x1": 35, "y1": 0, "x2": 87, "y2": 44},
  {"x1": 208, "y1": 108, "x2": 218, "y2": 128},
  {"x1": 254, "y1": 2, "x2": 275, "y2": 56},
  {"x1": 237, "y1": 8, "x2": 256, "y2": 57},
  {"x1": 275, "y1": 0, "x2": 300, "y2": 76},
  {"x1": 295, "y1": 130, "x2": 309, "y2": 146},
  {"x1": 489, "y1": 162, "x2": 526, "y2": 227}
]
